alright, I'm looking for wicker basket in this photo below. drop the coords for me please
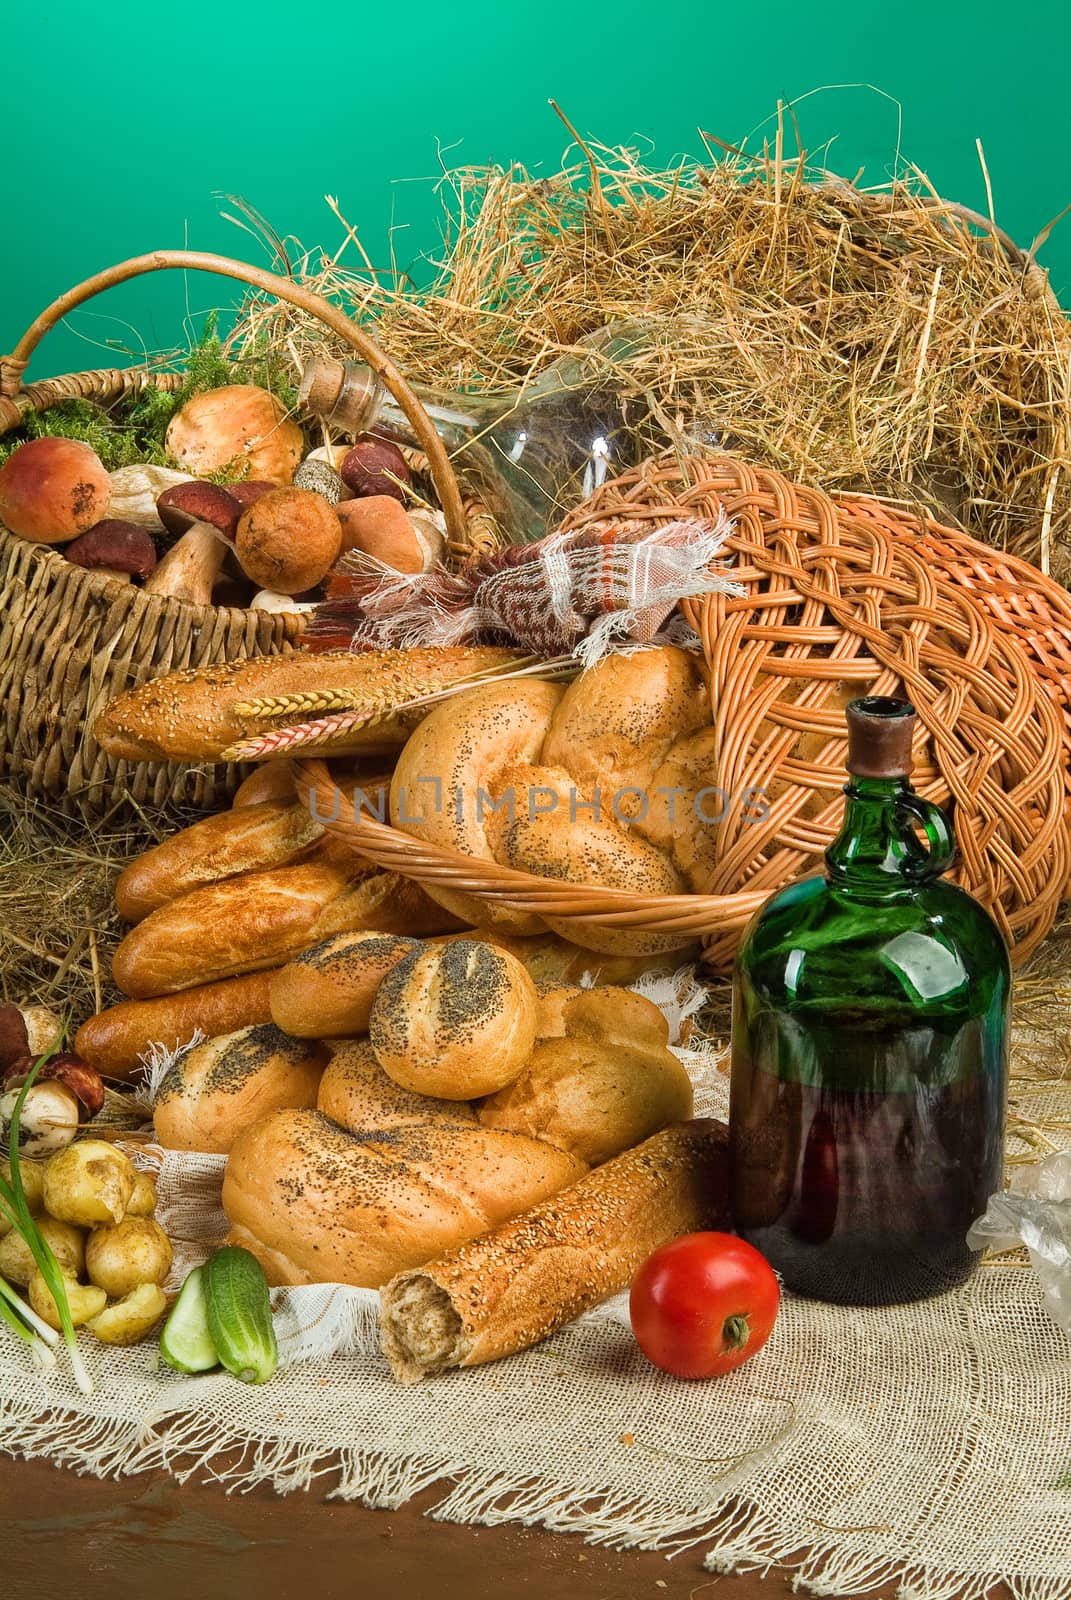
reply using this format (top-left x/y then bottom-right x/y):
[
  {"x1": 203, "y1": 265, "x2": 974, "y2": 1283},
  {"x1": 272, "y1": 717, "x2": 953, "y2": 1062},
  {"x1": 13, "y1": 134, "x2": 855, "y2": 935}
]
[
  {"x1": 293, "y1": 454, "x2": 1071, "y2": 972},
  {"x1": 0, "y1": 249, "x2": 470, "y2": 817}
]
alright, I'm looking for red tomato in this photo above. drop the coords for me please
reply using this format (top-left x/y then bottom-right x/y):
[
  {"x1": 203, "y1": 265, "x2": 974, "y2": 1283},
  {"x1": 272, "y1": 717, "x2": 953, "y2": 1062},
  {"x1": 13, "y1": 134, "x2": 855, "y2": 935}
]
[{"x1": 629, "y1": 1232, "x2": 780, "y2": 1380}]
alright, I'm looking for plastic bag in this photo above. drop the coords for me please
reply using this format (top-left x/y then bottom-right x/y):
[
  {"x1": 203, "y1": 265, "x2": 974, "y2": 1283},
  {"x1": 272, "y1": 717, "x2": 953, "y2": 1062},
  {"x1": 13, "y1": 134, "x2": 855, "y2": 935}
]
[{"x1": 967, "y1": 1152, "x2": 1071, "y2": 1333}]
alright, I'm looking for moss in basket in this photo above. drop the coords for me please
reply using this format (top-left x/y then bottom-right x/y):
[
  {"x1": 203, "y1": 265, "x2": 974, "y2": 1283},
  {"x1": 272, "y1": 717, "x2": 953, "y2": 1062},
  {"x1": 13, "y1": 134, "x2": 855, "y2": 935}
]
[{"x1": 0, "y1": 315, "x2": 298, "y2": 473}]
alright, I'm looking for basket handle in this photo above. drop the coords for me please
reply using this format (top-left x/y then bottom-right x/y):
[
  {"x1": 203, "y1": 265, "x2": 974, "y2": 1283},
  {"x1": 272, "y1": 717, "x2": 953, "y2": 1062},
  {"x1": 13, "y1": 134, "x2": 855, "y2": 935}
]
[{"x1": 0, "y1": 248, "x2": 468, "y2": 549}]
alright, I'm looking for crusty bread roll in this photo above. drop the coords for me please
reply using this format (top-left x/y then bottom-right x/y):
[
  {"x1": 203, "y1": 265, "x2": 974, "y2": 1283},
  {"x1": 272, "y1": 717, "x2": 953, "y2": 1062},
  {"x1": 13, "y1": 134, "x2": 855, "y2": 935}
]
[
  {"x1": 74, "y1": 972, "x2": 277, "y2": 1080},
  {"x1": 389, "y1": 679, "x2": 564, "y2": 935},
  {"x1": 542, "y1": 646, "x2": 710, "y2": 815},
  {"x1": 232, "y1": 761, "x2": 297, "y2": 809},
  {"x1": 487, "y1": 761, "x2": 690, "y2": 955},
  {"x1": 112, "y1": 864, "x2": 461, "y2": 999},
  {"x1": 478, "y1": 988, "x2": 694, "y2": 1164},
  {"x1": 480, "y1": 931, "x2": 701, "y2": 990},
  {"x1": 269, "y1": 931, "x2": 420, "y2": 1038},
  {"x1": 95, "y1": 647, "x2": 524, "y2": 763},
  {"x1": 318, "y1": 1038, "x2": 477, "y2": 1131},
  {"x1": 115, "y1": 801, "x2": 326, "y2": 922},
  {"x1": 370, "y1": 940, "x2": 539, "y2": 1099},
  {"x1": 534, "y1": 985, "x2": 583, "y2": 1038},
  {"x1": 154, "y1": 1024, "x2": 327, "y2": 1153},
  {"x1": 222, "y1": 1108, "x2": 585, "y2": 1287},
  {"x1": 380, "y1": 1119, "x2": 729, "y2": 1382}
]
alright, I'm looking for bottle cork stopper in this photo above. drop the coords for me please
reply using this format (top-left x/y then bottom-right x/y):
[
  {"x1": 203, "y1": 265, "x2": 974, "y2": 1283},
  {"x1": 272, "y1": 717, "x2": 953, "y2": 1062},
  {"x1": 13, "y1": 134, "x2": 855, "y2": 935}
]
[
  {"x1": 298, "y1": 358, "x2": 345, "y2": 419},
  {"x1": 845, "y1": 697, "x2": 917, "y2": 778},
  {"x1": 298, "y1": 359, "x2": 380, "y2": 432}
]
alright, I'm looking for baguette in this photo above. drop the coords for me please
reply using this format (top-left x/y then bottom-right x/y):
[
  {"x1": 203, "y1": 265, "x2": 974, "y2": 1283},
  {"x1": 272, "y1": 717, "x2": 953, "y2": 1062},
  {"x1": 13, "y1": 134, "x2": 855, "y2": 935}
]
[
  {"x1": 94, "y1": 646, "x2": 525, "y2": 763},
  {"x1": 74, "y1": 972, "x2": 277, "y2": 1080},
  {"x1": 379, "y1": 1118, "x2": 729, "y2": 1382},
  {"x1": 115, "y1": 800, "x2": 327, "y2": 922}
]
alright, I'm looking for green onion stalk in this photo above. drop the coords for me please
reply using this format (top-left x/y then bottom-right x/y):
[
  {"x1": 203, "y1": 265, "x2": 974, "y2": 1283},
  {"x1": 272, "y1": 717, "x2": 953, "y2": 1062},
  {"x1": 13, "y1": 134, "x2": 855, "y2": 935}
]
[{"x1": 0, "y1": 1038, "x2": 93, "y2": 1395}]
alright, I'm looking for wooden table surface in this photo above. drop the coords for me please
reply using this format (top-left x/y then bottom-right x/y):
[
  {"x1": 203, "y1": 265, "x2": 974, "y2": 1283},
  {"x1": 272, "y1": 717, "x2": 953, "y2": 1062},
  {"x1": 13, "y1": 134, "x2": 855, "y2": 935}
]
[{"x1": 3, "y1": 1452, "x2": 1009, "y2": 1600}]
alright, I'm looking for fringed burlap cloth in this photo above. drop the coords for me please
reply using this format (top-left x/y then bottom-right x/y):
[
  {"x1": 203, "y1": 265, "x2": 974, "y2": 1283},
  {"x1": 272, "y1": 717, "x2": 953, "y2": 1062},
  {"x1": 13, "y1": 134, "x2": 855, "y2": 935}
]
[{"x1": 2, "y1": 1026, "x2": 1069, "y2": 1600}]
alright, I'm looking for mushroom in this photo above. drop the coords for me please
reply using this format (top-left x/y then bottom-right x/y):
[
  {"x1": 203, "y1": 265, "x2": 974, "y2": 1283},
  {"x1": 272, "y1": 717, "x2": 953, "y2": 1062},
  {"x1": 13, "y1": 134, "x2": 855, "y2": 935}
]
[
  {"x1": 165, "y1": 385, "x2": 305, "y2": 485},
  {"x1": 227, "y1": 480, "x2": 276, "y2": 511},
  {"x1": 0, "y1": 1052, "x2": 105, "y2": 1158},
  {"x1": 249, "y1": 589, "x2": 318, "y2": 615},
  {"x1": 143, "y1": 482, "x2": 242, "y2": 605},
  {"x1": 234, "y1": 487, "x2": 342, "y2": 595},
  {"x1": 64, "y1": 520, "x2": 158, "y2": 582},
  {"x1": 339, "y1": 435, "x2": 411, "y2": 501},
  {"x1": 293, "y1": 458, "x2": 345, "y2": 504},
  {"x1": 306, "y1": 444, "x2": 355, "y2": 498},
  {"x1": 0, "y1": 437, "x2": 111, "y2": 543},
  {"x1": 336, "y1": 496, "x2": 444, "y2": 574},
  {"x1": 106, "y1": 464, "x2": 193, "y2": 530}
]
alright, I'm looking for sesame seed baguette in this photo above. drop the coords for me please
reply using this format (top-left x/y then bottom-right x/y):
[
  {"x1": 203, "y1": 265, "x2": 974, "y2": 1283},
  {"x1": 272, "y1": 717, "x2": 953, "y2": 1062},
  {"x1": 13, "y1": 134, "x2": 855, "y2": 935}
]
[
  {"x1": 74, "y1": 971, "x2": 278, "y2": 1081},
  {"x1": 378, "y1": 1118, "x2": 730, "y2": 1383},
  {"x1": 94, "y1": 646, "x2": 526, "y2": 763}
]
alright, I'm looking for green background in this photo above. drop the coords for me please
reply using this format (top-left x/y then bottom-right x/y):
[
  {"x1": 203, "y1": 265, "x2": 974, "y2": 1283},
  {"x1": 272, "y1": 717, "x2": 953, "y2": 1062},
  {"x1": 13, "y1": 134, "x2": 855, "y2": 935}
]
[{"x1": 3, "y1": 0, "x2": 1069, "y2": 380}]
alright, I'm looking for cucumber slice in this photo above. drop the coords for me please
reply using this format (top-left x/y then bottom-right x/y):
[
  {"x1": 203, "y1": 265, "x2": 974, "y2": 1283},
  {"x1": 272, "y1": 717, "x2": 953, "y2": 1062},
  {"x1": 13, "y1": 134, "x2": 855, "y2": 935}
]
[
  {"x1": 203, "y1": 1246, "x2": 278, "y2": 1386},
  {"x1": 159, "y1": 1266, "x2": 219, "y2": 1374}
]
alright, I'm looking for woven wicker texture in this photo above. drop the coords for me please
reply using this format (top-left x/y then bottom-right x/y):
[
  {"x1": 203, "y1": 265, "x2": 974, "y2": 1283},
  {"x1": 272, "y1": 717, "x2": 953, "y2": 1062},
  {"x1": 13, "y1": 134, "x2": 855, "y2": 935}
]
[
  {"x1": 297, "y1": 455, "x2": 1071, "y2": 972},
  {"x1": 0, "y1": 250, "x2": 468, "y2": 816}
]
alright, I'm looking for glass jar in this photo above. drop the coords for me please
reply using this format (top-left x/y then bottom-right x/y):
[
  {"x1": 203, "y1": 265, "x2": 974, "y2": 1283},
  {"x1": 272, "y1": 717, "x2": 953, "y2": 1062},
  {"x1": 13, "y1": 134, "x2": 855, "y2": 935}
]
[{"x1": 729, "y1": 696, "x2": 1010, "y2": 1305}]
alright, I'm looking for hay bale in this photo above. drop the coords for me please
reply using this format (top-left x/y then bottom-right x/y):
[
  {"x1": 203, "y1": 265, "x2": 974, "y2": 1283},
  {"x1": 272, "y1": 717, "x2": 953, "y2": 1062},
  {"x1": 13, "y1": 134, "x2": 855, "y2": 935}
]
[{"x1": 235, "y1": 141, "x2": 1071, "y2": 582}]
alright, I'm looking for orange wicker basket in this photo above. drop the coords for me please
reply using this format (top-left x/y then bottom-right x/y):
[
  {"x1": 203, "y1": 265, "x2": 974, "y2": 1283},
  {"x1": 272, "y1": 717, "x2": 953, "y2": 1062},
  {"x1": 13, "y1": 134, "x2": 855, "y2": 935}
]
[
  {"x1": 0, "y1": 250, "x2": 470, "y2": 817},
  {"x1": 294, "y1": 454, "x2": 1071, "y2": 973}
]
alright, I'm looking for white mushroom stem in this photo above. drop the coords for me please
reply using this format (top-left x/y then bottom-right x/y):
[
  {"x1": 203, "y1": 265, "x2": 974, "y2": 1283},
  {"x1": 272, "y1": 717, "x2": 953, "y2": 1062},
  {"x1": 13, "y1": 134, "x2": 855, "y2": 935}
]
[
  {"x1": 142, "y1": 523, "x2": 228, "y2": 605},
  {"x1": 0, "y1": 1083, "x2": 79, "y2": 1159},
  {"x1": 107, "y1": 465, "x2": 193, "y2": 530},
  {"x1": 250, "y1": 590, "x2": 318, "y2": 615}
]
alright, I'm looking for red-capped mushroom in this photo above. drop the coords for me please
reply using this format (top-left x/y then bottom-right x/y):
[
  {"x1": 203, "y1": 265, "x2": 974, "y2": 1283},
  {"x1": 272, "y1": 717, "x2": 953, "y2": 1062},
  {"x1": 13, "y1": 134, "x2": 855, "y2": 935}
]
[
  {"x1": 0, "y1": 1053, "x2": 105, "y2": 1157},
  {"x1": 165, "y1": 385, "x2": 305, "y2": 485},
  {"x1": 0, "y1": 437, "x2": 111, "y2": 544},
  {"x1": 340, "y1": 436, "x2": 410, "y2": 501},
  {"x1": 145, "y1": 482, "x2": 242, "y2": 605},
  {"x1": 234, "y1": 487, "x2": 342, "y2": 595},
  {"x1": 227, "y1": 480, "x2": 276, "y2": 511},
  {"x1": 64, "y1": 520, "x2": 158, "y2": 582}
]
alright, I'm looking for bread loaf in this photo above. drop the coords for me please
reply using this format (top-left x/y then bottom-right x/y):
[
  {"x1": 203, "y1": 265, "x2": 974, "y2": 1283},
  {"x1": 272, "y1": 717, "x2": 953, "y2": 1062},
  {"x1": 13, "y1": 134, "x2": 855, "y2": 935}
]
[
  {"x1": 222, "y1": 1109, "x2": 585, "y2": 1287},
  {"x1": 114, "y1": 801, "x2": 326, "y2": 922},
  {"x1": 478, "y1": 988, "x2": 694, "y2": 1164},
  {"x1": 369, "y1": 940, "x2": 539, "y2": 1099},
  {"x1": 388, "y1": 679, "x2": 564, "y2": 934},
  {"x1": 269, "y1": 931, "x2": 419, "y2": 1038},
  {"x1": 317, "y1": 1038, "x2": 477, "y2": 1132},
  {"x1": 112, "y1": 864, "x2": 461, "y2": 999},
  {"x1": 232, "y1": 761, "x2": 297, "y2": 809},
  {"x1": 94, "y1": 646, "x2": 524, "y2": 763},
  {"x1": 379, "y1": 1119, "x2": 729, "y2": 1382},
  {"x1": 154, "y1": 1024, "x2": 327, "y2": 1153},
  {"x1": 74, "y1": 972, "x2": 277, "y2": 1080}
]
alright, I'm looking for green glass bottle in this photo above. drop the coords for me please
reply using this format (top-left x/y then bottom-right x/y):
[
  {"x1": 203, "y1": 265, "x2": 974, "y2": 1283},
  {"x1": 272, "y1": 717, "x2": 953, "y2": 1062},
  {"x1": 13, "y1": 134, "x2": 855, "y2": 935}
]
[{"x1": 729, "y1": 697, "x2": 1010, "y2": 1305}]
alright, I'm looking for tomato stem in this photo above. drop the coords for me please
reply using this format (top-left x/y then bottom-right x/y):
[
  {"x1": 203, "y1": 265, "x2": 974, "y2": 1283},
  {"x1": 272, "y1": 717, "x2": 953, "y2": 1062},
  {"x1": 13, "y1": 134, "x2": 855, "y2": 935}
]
[{"x1": 723, "y1": 1314, "x2": 751, "y2": 1351}]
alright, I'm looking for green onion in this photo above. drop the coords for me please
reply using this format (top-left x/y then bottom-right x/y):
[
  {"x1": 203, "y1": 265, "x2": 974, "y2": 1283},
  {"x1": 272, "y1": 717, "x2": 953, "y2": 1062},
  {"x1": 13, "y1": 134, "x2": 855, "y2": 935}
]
[
  {"x1": 0, "y1": 1272, "x2": 58, "y2": 1371},
  {"x1": 0, "y1": 1031, "x2": 93, "y2": 1395}
]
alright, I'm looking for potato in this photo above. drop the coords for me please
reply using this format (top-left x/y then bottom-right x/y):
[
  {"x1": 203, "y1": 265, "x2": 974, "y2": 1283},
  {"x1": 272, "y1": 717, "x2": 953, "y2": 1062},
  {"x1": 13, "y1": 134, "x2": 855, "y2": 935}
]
[
  {"x1": 0, "y1": 1158, "x2": 45, "y2": 1235},
  {"x1": 85, "y1": 1217, "x2": 172, "y2": 1298},
  {"x1": 87, "y1": 1282, "x2": 168, "y2": 1346},
  {"x1": 44, "y1": 1140, "x2": 135, "y2": 1227},
  {"x1": 28, "y1": 1269, "x2": 106, "y2": 1330},
  {"x1": 124, "y1": 1171, "x2": 158, "y2": 1218},
  {"x1": 0, "y1": 1216, "x2": 84, "y2": 1286}
]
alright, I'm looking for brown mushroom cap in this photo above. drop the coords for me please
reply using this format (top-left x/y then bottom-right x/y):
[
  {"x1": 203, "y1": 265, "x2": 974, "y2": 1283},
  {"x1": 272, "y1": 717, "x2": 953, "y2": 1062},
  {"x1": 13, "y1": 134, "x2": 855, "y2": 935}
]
[
  {"x1": 165, "y1": 385, "x2": 305, "y2": 486},
  {"x1": 234, "y1": 487, "x2": 342, "y2": 594},
  {"x1": 64, "y1": 520, "x2": 158, "y2": 579},
  {"x1": 2, "y1": 1053, "x2": 105, "y2": 1120},
  {"x1": 0, "y1": 437, "x2": 111, "y2": 544},
  {"x1": 227, "y1": 480, "x2": 276, "y2": 510},
  {"x1": 339, "y1": 436, "x2": 410, "y2": 501},
  {"x1": 157, "y1": 481, "x2": 242, "y2": 538},
  {"x1": 336, "y1": 496, "x2": 436, "y2": 573}
]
